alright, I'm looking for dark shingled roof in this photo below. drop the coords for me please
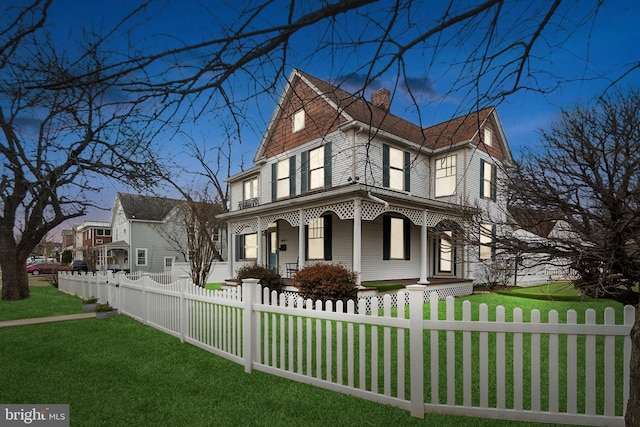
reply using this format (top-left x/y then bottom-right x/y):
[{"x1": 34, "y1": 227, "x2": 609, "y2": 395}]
[
  {"x1": 298, "y1": 70, "x2": 494, "y2": 150},
  {"x1": 117, "y1": 193, "x2": 182, "y2": 221}
]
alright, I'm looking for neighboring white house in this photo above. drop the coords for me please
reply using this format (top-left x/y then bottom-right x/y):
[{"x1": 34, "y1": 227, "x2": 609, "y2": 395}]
[
  {"x1": 99, "y1": 193, "x2": 186, "y2": 273},
  {"x1": 218, "y1": 69, "x2": 514, "y2": 285}
]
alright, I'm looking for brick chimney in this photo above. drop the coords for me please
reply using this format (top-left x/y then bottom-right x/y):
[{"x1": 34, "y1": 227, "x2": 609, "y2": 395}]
[{"x1": 371, "y1": 88, "x2": 390, "y2": 112}]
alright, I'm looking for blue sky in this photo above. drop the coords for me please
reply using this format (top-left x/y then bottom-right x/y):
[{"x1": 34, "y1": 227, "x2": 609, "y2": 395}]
[{"x1": 44, "y1": 0, "x2": 640, "y2": 227}]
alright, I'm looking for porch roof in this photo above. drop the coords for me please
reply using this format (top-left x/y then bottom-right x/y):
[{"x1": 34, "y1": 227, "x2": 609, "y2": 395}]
[
  {"x1": 96, "y1": 240, "x2": 129, "y2": 250},
  {"x1": 218, "y1": 183, "x2": 469, "y2": 223}
]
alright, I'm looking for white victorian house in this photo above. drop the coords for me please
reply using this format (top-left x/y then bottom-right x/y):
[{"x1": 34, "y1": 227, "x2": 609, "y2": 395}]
[{"x1": 218, "y1": 69, "x2": 513, "y2": 287}]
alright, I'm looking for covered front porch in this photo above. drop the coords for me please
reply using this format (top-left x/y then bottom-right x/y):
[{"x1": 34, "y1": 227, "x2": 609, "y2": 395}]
[{"x1": 221, "y1": 185, "x2": 474, "y2": 286}]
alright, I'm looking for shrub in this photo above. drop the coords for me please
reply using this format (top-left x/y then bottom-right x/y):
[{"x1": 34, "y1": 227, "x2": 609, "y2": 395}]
[
  {"x1": 293, "y1": 263, "x2": 358, "y2": 309},
  {"x1": 236, "y1": 263, "x2": 284, "y2": 291}
]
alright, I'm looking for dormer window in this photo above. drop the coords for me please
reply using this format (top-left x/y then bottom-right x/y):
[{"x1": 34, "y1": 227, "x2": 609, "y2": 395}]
[
  {"x1": 483, "y1": 128, "x2": 493, "y2": 147},
  {"x1": 293, "y1": 109, "x2": 305, "y2": 132}
]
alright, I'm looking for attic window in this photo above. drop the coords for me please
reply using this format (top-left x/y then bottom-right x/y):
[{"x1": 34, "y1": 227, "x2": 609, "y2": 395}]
[
  {"x1": 483, "y1": 128, "x2": 493, "y2": 147},
  {"x1": 293, "y1": 109, "x2": 305, "y2": 132}
]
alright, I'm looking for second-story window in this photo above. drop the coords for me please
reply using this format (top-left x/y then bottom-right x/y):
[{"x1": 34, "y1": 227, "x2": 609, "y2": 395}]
[
  {"x1": 271, "y1": 156, "x2": 296, "y2": 201},
  {"x1": 308, "y1": 146, "x2": 324, "y2": 190},
  {"x1": 301, "y1": 142, "x2": 331, "y2": 193},
  {"x1": 435, "y1": 154, "x2": 456, "y2": 197},
  {"x1": 243, "y1": 177, "x2": 258, "y2": 200},
  {"x1": 480, "y1": 159, "x2": 497, "y2": 201},
  {"x1": 383, "y1": 144, "x2": 410, "y2": 191},
  {"x1": 277, "y1": 158, "x2": 290, "y2": 199}
]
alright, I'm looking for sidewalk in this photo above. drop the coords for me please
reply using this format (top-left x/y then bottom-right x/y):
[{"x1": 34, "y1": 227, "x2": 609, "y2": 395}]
[{"x1": 0, "y1": 312, "x2": 95, "y2": 328}]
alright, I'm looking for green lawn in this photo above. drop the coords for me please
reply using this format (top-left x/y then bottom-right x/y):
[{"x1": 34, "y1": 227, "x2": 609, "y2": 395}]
[{"x1": 0, "y1": 285, "x2": 620, "y2": 426}]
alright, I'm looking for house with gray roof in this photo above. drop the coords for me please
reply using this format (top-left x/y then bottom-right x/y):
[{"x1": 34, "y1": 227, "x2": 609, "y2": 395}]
[{"x1": 101, "y1": 193, "x2": 186, "y2": 273}]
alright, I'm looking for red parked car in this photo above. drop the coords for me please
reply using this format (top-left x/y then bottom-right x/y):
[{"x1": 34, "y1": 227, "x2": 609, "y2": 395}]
[{"x1": 26, "y1": 262, "x2": 68, "y2": 275}]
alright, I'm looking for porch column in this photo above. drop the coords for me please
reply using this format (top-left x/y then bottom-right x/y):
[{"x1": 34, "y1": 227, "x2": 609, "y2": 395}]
[
  {"x1": 256, "y1": 216, "x2": 263, "y2": 265},
  {"x1": 298, "y1": 209, "x2": 305, "y2": 270},
  {"x1": 418, "y1": 209, "x2": 430, "y2": 284},
  {"x1": 226, "y1": 222, "x2": 233, "y2": 279},
  {"x1": 353, "y1": 198, "x2": 362, "y2": 285}
]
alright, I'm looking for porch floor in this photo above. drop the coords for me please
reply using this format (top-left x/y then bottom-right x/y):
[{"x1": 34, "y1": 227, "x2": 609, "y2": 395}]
[{"x1": 282, "y1": 277, "x2": 473, "y2": 287}]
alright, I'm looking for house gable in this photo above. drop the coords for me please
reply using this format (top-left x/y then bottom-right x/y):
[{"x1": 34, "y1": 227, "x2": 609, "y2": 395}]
[{"x1": 257, "y1": 71, "x2": 352, "y2": 161}]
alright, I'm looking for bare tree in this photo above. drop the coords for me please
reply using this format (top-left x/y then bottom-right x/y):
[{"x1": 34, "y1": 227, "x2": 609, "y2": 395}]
[
  {"x1": 503, "y1": 91, "x2": 640, "y2": 425},
  {"x1": 508, "y1": 91, "x2": 639, "y2": 305},
  {"x1": 0, "y1": 2, "x2": 165, "y2": 300},
  {"x1": 153, "y1": 189, "x2": 225, "y2": 287}
]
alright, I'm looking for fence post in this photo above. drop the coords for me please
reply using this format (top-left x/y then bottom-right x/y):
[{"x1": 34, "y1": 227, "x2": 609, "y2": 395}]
[
  {"x1": 142, "y1": 273, "x2": 150, "y2": 325},
  {"x1": 179, "y1": 275, "x2": 190, "y2": 343},
  {"x1": 406, "y1": 284, "x2": 426, "y2": 419},
  {"x1": 242, "y1": 278, "x2": 261, "y2": 374}
]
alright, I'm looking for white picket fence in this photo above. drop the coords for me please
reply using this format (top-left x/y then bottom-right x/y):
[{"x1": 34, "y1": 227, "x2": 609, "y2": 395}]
[{"x1": 58, "y1": 272, "x2": 635, "y2": 426}]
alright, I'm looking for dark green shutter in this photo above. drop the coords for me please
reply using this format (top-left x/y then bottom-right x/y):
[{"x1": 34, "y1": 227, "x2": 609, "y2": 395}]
[
  {"x1": 324, "y1": 142, "x2": 332, "y2": 188},
  {"x1": 479, "y1": 160, "x2": 485, "y2": 199},
  {"x1": 234, "y1": 235, "x2": 243, "y2": 261},
  {"x1": 324, "y1": 215, "x2": 332, "y2": 260},
  {"x1": 491, "y1": 163, "x2": 497, "y2": 201},
  {"x1": 382, "y1": 144, "x2": 390, "y2": 187},
  {"x1": 271, "y1": 163, "x2": 277, "y2": 202},
  {"x1": 382, "y1": 215, "x2": 390, "y2": 260},
  {"x1": 304, "y1": 224, "x2": 309, "y2": 261},
  {"x1": 289, "y1": 155, "x2": 296, "y2": 197},
  {"x1": 404, "y1": 151, "x2": 411, "y2": 192},
  {"x1": 301, "y1": 151, "x2": 308, "y2": 194},
  {"x1": 404, "y1": 218, "x2": 411, "y2": 260}
]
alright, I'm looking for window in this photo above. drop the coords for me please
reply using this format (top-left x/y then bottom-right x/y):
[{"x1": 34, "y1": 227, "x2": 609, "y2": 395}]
[
  {"x1": 383, "y1": 215, "x2": 410, "y2": 260},
  {"x1": 305, "y1": 215, "x2": 332, "y2": 260},
  {"x1": 383, "y1": 144, "x2": 410, "y2": 191},
  {"x1": 301, "y1": 143, "x2": 331, "y2": 193},
  {"x1": 293, "y1": 109, "x2": 305, "y2": 132},
  {"x1": 480, "y1": 224, "x2": 495, "y2": 260},
  {"x1": 235, "y1": 233, "x2": 258, "y2": 261},
  {"x1": 271, "y1": 157, "x2": 296, "y2": 201},
  {"x1": 136, "y1": 248, "x2": 147, "y2": 266},
  {"x1": 307, "y1": 217, "x2": 324, "y2": 259},
  {"x1": 483, "y1": 128, "x2": 493, "y2": 147},
  {"x1": 435, "y1": 155, "x2": 456, "y2": 197},
  {"x1": 277, "y1": 158, "x2": 290, "y2": 199},
  {"x1": 308, "y1": 146, "x2": 324, "y2": 190},
  {"x1": 480, "y1": 159, "x2": 497, "y2": 201},
  {"x1": 243, "y1": 177, "x2": 258, "y2": 200},
  {"x1": 436, "y1": 231, "x2": 453, "y2": 273}
]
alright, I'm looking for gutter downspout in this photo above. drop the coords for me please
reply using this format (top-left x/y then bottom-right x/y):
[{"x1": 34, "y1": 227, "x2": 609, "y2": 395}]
[{"x1": 367, "y1": 191, "x2": 389, "y2": 210}]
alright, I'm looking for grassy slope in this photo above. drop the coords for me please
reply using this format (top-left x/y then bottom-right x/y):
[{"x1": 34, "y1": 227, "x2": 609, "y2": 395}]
[{"x1": 0, "y1": 286, "x2": 579, "y2": 426}]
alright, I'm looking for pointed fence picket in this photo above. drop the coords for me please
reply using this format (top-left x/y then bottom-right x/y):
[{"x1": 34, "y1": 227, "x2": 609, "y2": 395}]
[{"x1": 58, "y1": 273, "x2": 635, "y2": 426}]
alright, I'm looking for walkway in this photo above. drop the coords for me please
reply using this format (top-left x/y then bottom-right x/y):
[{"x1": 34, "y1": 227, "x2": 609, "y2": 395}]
[{"x1": 0, "y1": 312, "x2": 96, "y2": 329}]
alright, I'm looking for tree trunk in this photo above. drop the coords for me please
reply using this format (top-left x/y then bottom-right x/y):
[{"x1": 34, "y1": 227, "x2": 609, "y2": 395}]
[
  {"x1": 1, "y1": 259, "x2": 30, "y2": 300},
  {"x1": 626, "y1": 306, "x2": 640, "y2": 426},
  {"x1": 0, "y1": 229, "x2": 30, "y2": 301}
]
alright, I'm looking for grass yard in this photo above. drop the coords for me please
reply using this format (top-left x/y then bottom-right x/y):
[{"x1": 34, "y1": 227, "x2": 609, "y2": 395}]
[{"x1": 0, "y1": 284, "x2": 625, "y2": 426}]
